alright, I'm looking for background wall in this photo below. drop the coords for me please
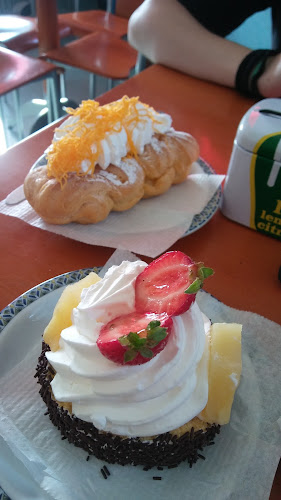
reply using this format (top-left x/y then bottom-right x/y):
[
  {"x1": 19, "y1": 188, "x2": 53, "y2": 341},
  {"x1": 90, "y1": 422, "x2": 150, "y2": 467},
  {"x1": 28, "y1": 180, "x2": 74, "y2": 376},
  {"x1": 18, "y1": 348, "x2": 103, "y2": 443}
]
[{"x1": 226, "y1": 7, "x2": 272, "y2": 49}]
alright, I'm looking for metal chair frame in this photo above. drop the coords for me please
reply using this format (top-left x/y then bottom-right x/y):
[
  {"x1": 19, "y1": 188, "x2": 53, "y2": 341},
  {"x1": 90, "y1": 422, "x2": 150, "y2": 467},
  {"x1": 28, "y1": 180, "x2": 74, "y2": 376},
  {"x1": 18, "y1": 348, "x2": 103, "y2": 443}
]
[{"x1": 0, "y1": 67, "x2": 60, "y2": 148}]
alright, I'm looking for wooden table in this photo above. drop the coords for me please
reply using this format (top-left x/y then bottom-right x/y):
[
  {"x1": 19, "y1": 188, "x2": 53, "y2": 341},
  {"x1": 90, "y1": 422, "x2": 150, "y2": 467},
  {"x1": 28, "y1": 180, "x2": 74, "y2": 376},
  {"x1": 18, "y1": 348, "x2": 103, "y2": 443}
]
[{"x1": 0, "y1": 65, "x2": 280, "y2": 497}]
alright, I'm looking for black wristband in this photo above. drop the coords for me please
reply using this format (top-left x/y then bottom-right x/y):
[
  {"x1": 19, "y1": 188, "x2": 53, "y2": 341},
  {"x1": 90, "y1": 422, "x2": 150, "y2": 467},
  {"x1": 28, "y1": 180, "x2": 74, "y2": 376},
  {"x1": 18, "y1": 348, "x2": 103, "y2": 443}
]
[{"x1": 235, "y1": 49, "x2": 278, "y2": 99}]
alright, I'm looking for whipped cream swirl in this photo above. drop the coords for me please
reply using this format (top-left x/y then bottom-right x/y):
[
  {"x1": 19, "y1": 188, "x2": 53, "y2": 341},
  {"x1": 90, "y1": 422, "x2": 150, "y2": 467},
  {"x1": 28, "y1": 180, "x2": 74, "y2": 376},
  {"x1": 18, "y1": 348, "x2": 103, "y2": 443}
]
[
  {"x1": 47, "y1": 261, "x2": 210, "y2": 437},
  {"x1": 52, "y1": 101, "x2": 172, "y2": 171}
]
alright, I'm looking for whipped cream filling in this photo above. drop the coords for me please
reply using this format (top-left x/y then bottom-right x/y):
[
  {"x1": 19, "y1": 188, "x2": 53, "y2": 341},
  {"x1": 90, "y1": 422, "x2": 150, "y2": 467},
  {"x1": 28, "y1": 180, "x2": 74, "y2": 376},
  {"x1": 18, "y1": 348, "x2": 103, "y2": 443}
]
[
  {"x1": 51, "y1": 102, "x2": 172, "y2": 171},
  {"x1": 47, "y1": 261, "x2": 210, "y2": 437}
]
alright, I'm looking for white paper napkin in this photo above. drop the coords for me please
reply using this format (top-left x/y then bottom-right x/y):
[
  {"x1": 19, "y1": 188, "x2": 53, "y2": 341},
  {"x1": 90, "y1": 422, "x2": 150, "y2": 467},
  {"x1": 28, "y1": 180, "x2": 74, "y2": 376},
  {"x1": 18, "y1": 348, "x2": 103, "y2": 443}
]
[
  {"x1": 0, "y1": 249, "x2": 280, "y2": 500},
  {"x1": 0, "y1": 161, "x2": 224, "y2": 257}
]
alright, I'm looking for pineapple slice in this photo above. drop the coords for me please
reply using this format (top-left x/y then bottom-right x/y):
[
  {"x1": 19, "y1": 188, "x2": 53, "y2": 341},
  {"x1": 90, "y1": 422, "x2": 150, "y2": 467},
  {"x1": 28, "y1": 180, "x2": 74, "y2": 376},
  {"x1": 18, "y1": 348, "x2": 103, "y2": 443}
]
[
  {"x1": 44, "y1": 271, "x2": 101, "y2": 352},
  {"x1": 200, "y1": 323, "x2": 242, "y2": 425}
]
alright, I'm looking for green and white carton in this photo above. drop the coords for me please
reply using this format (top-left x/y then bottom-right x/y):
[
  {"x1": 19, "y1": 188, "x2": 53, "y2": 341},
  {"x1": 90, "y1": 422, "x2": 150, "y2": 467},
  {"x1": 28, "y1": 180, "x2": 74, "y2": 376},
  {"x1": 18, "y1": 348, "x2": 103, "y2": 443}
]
[{"x1": 221, "y1": 98, "x2": 281, "y2": 241}]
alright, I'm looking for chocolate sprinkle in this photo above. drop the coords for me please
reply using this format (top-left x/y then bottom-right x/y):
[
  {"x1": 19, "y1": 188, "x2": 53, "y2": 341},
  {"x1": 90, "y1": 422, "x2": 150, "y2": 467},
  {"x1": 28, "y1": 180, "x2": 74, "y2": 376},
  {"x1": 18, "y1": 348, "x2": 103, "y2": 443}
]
[
  {"x1": 103, "y1": 465, "x2": 110, "y2": 476},
  {"x1": 153, "y1": 476, "x2": 162, "y2": 480},
  {"x1": 101, "y1": 468, "x2": 107, "y2": 479},
  {"x1": 35, "y1": 342, "x2": 220, "y2": 468}
]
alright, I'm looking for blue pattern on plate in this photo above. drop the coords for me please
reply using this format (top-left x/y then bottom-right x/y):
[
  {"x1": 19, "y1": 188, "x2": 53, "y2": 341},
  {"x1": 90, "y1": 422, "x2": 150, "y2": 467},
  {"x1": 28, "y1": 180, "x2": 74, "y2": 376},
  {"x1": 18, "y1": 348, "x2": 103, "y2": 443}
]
[
  {"x1": 185, "y1": 157, "x2": 222, "y2": 236},
  {"x1": 0, "y1": 268, "x2": 100, "y2": 333},
  {"x1": 0, "y1": 267, "x2": 101, "y2": 500}
]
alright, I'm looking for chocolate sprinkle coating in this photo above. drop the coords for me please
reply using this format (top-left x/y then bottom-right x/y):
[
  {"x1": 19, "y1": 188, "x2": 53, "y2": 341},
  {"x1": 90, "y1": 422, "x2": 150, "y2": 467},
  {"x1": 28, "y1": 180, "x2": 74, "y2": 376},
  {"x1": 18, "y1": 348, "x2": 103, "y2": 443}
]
[{"x1": 35, "y1": 342, "x2": 220, "y2": 468}]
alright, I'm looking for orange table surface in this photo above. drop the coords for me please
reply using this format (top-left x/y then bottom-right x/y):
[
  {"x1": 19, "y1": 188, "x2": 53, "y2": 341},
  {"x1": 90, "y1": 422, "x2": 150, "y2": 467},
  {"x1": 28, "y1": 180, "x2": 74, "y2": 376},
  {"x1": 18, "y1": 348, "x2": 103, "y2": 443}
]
[
  {"x1": 0, "y1": 65, "x2": 280, "y2": 323},
  {"x1": 0, "y1": 64, "x2": 280, "y2": 497}
]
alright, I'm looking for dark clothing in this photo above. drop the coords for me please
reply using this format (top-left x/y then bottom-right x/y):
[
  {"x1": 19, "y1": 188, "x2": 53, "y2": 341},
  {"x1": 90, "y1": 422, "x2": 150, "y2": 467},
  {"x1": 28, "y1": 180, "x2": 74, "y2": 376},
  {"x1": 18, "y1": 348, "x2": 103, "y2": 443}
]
[{"x1": 177, "y1": 0, "x2": 276, "y2": 37}]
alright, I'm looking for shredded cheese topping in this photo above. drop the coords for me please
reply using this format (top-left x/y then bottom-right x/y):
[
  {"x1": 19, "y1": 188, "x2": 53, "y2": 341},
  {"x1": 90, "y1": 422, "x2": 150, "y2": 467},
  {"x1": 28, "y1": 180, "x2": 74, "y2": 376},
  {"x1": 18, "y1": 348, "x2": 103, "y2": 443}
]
[{"x1": 46, "y1": 96, "x2": 163, "y2": 185}]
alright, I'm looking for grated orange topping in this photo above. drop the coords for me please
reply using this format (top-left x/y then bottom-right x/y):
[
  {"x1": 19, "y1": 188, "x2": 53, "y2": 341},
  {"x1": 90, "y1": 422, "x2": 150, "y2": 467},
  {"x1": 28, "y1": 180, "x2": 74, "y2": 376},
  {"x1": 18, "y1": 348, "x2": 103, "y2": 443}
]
[{"x1": 46, "y1": 96, "x2": 163, "y2": 185}]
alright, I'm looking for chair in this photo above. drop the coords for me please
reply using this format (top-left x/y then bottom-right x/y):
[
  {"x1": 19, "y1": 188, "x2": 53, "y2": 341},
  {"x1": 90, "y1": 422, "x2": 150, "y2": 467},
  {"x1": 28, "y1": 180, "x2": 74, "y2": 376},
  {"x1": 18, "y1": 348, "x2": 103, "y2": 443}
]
[
  {"x1": 46, "y1": 29, "x2": 137, "y2": 97},
  {"x1": 57, "y1": 0, "x2": 143, "y2": 38},
  {"x1": 36, "y1": 1, "x2": 140, "y2": 99},
  {"x1": 0, "y1": 14, "x2": 72, "y2": 54},
  {"x1": 0, "y1": 46, "x2": 61, "y2": 148},
  {"x1": 58, "y1": 9, "x2": 129, "y2": 38}
]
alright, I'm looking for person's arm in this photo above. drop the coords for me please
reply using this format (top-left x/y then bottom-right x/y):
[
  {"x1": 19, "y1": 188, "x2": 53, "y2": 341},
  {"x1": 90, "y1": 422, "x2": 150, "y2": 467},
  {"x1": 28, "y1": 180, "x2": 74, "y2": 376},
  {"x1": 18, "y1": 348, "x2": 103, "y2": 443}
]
[
  {"x1": 128, "y1": 0, "x2": 281, "y2": 97},
  {"x1": 128, "y1": 0, "x2": 250, "y2": 87},
  {"x1": 258, "y1": 55, "x2": 281, "y2": 97}
]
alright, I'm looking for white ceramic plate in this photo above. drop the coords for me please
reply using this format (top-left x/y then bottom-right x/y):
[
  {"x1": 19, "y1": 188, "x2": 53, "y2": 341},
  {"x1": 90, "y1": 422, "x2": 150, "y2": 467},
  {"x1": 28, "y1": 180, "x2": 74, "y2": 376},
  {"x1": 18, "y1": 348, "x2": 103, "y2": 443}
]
[
  {"x1": 1, "y1": 271, "x2": 276, "y2": 500},
  {"x1": 0, "y1": 269, "x2": 96, "y2": 500},
  {"x1": 0, "y1": 269, "x2": 219, "y2": 500}
]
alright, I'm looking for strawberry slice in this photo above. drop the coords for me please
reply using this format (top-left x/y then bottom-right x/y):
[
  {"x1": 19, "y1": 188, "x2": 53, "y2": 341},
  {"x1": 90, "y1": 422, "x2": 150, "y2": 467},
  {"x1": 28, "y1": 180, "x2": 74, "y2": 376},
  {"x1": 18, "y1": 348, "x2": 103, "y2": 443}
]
[
  {"x1": 97, "y1": 312, "x2": 172, "y2": 365},
  {"x1": 135, "y1": 251, "x2": 213, "y2": 316}
]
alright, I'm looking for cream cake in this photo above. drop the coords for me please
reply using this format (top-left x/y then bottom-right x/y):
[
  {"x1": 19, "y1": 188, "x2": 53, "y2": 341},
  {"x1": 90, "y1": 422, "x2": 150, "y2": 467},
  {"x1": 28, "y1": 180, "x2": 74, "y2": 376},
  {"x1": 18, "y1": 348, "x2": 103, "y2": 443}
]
[
  {"x1": 35, "y1": 251, "x2": 242, "y2": 468},
  {"x1": 24, "y1": 96, "x2": 199, "y2": 225}
]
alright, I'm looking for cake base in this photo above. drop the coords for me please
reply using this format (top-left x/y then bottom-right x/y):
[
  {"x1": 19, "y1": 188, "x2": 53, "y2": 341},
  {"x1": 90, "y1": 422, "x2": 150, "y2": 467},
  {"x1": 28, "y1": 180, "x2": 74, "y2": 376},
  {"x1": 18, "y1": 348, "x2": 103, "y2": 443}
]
[{"x1": 35, "y1": 342, "x2": 220, "y2": 468}]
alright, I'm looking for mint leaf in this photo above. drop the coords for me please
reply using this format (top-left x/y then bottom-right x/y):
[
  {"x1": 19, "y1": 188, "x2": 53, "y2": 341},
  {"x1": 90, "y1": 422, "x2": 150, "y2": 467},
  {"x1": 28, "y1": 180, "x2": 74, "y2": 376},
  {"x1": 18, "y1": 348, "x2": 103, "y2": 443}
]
[
  {"x1": 119, "y1": 319, "x2": 169, "y2": 363},
  {"x1": 127, "y1": 332, "x2": 140, "y2": 343},
  {"x1": 146, "y1": 320, "x2": 160, "y2": 331},
  {"x1": 133, "y1": 337, "x2": 147, "y2": 348},
  {"x1": 119, "y1": 335, "x2": 130, "y2": 346},
  {"x1": 148, "y1": 327, "x2": 167, "y2": 343},
  {"x1": 127, "y1": 332, "x2": 146, "y2": 348},
  {"x1": 139, "y1": 347, "x2": 154, "y2": 358},
  {"x1": 124, "y1": 349, "x2": 137, "y2": 363}
]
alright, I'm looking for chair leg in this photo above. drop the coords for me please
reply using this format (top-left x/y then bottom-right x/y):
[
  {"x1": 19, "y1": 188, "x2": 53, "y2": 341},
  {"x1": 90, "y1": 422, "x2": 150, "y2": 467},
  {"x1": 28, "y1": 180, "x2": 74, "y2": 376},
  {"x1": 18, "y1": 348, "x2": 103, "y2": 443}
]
[
  {"x1": 73, "y1": 0, "x2": 80, "y2": 11},
  {"x1": 135, "y1": 52, "x2": 151, "y2": 74},
  {"x1": 107, "y1": 78, "x2": 113, "y2": 91},
  {"x1": 60, "y1": 71, "x2": 67, "y2": 99},
  {"x1": 46, "y1": 79, "x2": 54, "y2": 124},
  {"x1": 49, "y1": 71, "x2": 61, "y2": 121},
  {"x1": 107, "y1": 0, "x2": 116, "y2": 14},
  {"x1": 13, "y1": 89, "x2": 25, "y2": 140},
  {"x1": 89, "y1": 73, "x2": 96, "y2": 99}
]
